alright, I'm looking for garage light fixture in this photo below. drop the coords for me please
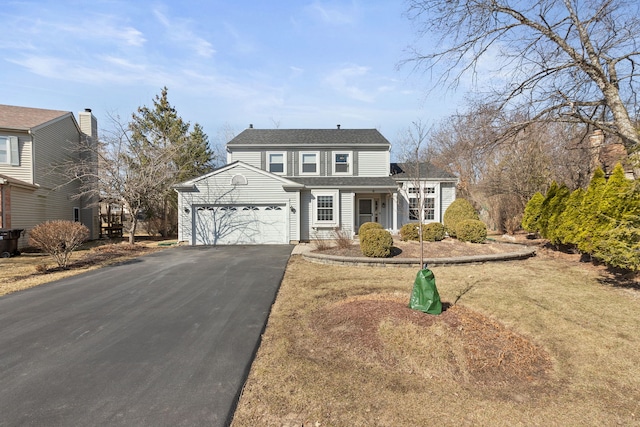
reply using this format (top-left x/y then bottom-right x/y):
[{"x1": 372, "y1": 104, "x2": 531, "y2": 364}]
[{"x1": 184, "y1": 207, "x2": 190, "y2": 214}]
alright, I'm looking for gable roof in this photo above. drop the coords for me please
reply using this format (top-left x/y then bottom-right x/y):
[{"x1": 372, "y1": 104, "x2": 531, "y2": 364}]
[
  {"x1": 390, "y1": 162, "x2": 457, "y2": 181},
  {"x1": 227, "y1": 128, "x2": 391, "y2": 147},
  {"x1": 0, "y1": 104, "x2": 72, "y2": 131},
  {"x1": 174, "y1": 161, "x2": 305, "y2": 191}
]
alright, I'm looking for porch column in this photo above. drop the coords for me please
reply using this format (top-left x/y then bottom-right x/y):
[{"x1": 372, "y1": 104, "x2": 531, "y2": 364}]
[{"x1": 392, "y1": 192, "x2": 398, "y2": 233}]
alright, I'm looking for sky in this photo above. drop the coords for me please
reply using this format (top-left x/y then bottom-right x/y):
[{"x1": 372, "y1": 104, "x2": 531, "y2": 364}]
[{"x1": 0, "y1": 0, "x2": 467, "y2": 154}]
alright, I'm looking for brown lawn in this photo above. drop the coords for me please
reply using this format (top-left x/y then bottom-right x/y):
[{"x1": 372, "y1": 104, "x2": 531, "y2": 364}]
[{"x1": 232, "y1": 245, "x2": 640, "y2": 426}]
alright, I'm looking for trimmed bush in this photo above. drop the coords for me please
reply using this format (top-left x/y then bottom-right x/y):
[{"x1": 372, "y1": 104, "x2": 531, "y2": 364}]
[
  {"x1": 360, "y1": 228, "x2": 393, "y2": 257},
  {"x1": 423, "y1": 222, "x2": 446, "y2": 242},
  {"x1": 358, "y1": 221, "x2": 383, "y2": 235},
  {"x1": 28, "y1": 220, "x2": 90, "y2": 268},
  {"x1": 443, "y1": 198, "x2": 479, "y2": 238},
  {"x1": 456, "y1": 219, "x2": 487, "y2": 243},
  {"x1": 399, "y1": 222, "x2": 446, "y2": 242},
  {"x1": 400, "y1": 223, "x2": 420, "y2": 241}
]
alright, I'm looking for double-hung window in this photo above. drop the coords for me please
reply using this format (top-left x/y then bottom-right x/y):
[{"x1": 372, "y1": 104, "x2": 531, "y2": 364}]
[
  {"x1": 312, "y1": 189, "x2": 339, "y2": 227},
  {"x1": 0, "y1": 136, "x2": 19, "y2": 166},
  {"x1": 408, "y1": 186, "x2": 436, "y2": 221},
  {"x1": 332, "y1": 151, "x2": 352, "y2": 175},
  {"x1": 300, "y1": 152, "x2": 319, "y2": 174},
  {"x1": 268, "y1": 152, "x2": 286, "y2": 174}
]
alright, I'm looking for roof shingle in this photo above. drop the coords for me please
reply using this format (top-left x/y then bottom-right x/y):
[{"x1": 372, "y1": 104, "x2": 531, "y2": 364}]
[
  {"x1": 227, "y1": 128, "x2": 391, "y2": 146},
  {"x1": 0, "y1": 104, "x2": 71, "y2": 131}
]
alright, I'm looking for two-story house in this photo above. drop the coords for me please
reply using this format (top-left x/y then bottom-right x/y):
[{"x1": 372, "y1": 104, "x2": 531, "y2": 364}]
[
  {"x1": 175, "y1": 127, "x2": 457, "y2": 245},
  {"x1": 0, "y1": 104, "x2": 99, "y2": 247}
]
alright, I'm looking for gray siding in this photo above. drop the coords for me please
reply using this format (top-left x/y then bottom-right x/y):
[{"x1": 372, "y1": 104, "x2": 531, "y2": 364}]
[
  {"x1": 229, "y1": 151, "x2": 261, "y2": 168},
  {"x1": 357, "y1": 151, "x2": 389, "y2": 177},
  {"x1": 177, "y1": 164, "x2": 299, "y2": 244},
  {"x1": 440, "y1": 182, "x2": 456, "y2": 219}
]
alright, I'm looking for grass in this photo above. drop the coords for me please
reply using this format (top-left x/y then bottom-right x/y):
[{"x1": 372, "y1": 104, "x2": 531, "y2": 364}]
[
  {"x1": 0, "y1": 238, "x2": 174, "y2": 297},
  {"x1": 231, "y1": 253, "x2": 640, "y2": 426}
]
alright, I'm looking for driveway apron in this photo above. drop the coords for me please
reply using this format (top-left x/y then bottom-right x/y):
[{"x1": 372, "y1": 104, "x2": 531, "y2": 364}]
[{"x1": 0, "y1": 245, "x2": 293, "y2": 426}]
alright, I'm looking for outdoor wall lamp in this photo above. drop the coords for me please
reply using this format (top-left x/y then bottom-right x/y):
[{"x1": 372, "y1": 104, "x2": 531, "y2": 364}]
[
  {"x1": 290, "y1": 206, "x2": 296, "y2": 213},
  {"x1": 382, "y1": 202, "x2": 386, "y2": 208},
  {"x1": 184, "y1": 207, "x2": 190, "y2": 214}
]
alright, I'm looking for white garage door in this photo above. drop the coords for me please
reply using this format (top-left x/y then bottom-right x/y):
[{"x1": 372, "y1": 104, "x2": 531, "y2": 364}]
[{"x1": 194, "y1": 204, "x2": 286, "y2": 245}]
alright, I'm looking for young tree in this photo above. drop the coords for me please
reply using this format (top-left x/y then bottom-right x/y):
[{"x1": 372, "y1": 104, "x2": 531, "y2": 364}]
[
  {"x1": 404, "y1": 0, "x2": 640, "y2": 155},
  {"x1": 397, "y1": 120, "x2": 431, "y2": 267}
]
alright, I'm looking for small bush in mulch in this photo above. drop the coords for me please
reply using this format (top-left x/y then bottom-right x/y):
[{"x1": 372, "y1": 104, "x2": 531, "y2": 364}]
[{"x1": 360, "y1": 228, "x2": 393, "y2": 258}]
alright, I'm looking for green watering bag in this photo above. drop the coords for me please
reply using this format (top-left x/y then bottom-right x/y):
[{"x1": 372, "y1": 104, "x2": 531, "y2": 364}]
[{"x1": 409, "y1": 268, "x2": 442, "y2": 315}]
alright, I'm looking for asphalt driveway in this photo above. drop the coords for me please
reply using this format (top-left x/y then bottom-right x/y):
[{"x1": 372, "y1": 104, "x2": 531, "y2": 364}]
[{"x1": 0, "y1": 245, "x2": 293, "y2": 426}]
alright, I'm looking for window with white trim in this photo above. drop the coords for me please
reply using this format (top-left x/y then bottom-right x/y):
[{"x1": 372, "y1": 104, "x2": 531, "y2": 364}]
[
  {"x1": 332, "y1": 151, "x2": 352, "y2": 175},
  {"x1": 0, "y1": 136, "x2": 19, "y2": 166},
  {"x1": 312, "y1": 189, "x2": 339, "y2": 227},
  {"x1": 408, "y1": 185, "x2": 436, "y2": 221},
  {"x1": 300, "y1": 152, "x2": 319, "y2": 174},
  {"x1": 268, "y1": 152, "x2": 286, "y2": 174}
]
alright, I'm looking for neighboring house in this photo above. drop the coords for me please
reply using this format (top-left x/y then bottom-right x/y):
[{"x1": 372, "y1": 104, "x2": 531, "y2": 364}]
[
  {"x1": 175, "y1": 127, "x2": 457, "y2": 245},
  {"x1": 0, "y1": 104, "x2": 99, "y2": 247}
]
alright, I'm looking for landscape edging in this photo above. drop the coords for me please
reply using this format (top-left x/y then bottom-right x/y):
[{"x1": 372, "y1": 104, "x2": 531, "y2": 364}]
[{"x1": 301, "y1": 244, "x2": 536, "y2": 268}]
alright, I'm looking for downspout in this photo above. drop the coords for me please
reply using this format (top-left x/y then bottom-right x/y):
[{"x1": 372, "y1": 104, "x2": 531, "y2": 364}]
[{"x1": 0, "y1": 182, "x2": 5, "y2": 228}]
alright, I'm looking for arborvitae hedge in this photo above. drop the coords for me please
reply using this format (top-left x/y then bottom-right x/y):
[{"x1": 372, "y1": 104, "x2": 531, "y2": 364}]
[
  {"x1": 522, "y1": 192, "x2": 545, "y2": 232},
  {"x1": 523, "y1": 164, "x2": 640, "y2": 271}
]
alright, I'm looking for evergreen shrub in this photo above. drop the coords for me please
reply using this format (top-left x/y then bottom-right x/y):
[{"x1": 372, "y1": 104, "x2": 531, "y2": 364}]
[
  {"x1": 358, "y1": 221, "x2": 383, "y2": 236},
  {"x1": 400, "y1": 223, "x2": 420, "y2": 241},
  {"x1": 423, "y1": 222, "x2": 446, "y2": 241},
  {"x1": 443, "y1": 198, "x2": 479, "y2": 238},
  {"x1": 360, "y1": 228, "x2": 393, "y2": 257},
  {"x1": 456, "y1": 219, "x2": 487, "y2": 243}
]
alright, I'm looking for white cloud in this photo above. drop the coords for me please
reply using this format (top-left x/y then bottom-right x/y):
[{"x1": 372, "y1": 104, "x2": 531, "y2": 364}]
[
  {"x1": 306, "y1": 1, "x2": 355, "y2": 25},
  {"x1": 153, "y1": 9, "x2": 215, "y2": 58},
  {"x1": 324, "y1": 65, "x2": 375, "y2": 102}
]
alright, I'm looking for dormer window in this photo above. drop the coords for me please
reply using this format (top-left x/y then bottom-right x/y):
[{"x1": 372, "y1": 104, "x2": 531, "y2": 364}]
[
  {"x1": 268, "y1": 152, "x2": 286, "y2": 175},
  {"x1": 300, "y1": 152, "x2": 319, "y2": 175},
  {"x1": 332, "y1": 151, "x2": 352, "y2": 175}
]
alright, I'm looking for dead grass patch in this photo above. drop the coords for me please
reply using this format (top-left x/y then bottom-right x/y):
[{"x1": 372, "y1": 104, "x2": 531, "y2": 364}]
[
  {"x1": 0, "y1": 240, "x2": 173, "y2": 297},
  {"x1": 232, "y1": 254, "x2": 640, "y2": 426}
]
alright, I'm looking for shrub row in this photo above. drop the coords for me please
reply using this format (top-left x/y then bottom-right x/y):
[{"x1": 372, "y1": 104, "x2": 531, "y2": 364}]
[
  {"x1": 399, "y1": 222, "x2": 446, "y2": 242},
  {"x1": 522, "y1": 164, "x2": 640, "y2": 271}
]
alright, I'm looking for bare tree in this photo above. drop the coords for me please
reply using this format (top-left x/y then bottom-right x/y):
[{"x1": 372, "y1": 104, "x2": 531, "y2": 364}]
[
  {"x1": 397, "y1": 120, "x2": 431, "y2": 267},
  {"x1": 429, "y1": 102, "x2": 594, "y2": 232},
  {"x1": 404, "y1": 0, "x2": 640, "y2": 155},
  {"x1": 60, "y1": 113, "x2": 176, "y2": 244}
]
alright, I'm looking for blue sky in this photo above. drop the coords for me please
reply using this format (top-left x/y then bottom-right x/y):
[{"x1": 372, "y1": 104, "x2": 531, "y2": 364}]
[{"x1": 1, "y1": 0, "x2": 465, "y2": 150}]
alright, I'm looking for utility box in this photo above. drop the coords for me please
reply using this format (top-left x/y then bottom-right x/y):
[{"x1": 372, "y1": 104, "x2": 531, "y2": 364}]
[{"x1": 0, "y1": 229, "x2": 24, "y2": 258}]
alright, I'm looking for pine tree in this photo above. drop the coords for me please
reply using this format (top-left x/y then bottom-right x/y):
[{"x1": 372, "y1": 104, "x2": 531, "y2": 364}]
[
  {"x1": 176, "y1": 123, "x2": 215, "y2": 182},
  {"x1": 129, "y1": 87, "x2": 214, "y2": 237}
]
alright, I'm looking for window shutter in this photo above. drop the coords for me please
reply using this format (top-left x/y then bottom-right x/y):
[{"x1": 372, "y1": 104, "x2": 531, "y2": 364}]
[{"x1": 9, "y1": 136, "x2": 19, "y2": 166}]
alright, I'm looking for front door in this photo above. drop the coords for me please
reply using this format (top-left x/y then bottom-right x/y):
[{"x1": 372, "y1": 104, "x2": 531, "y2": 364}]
[{"x1": 358, "y1": 199, "x2": 374, "y2": 231}]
